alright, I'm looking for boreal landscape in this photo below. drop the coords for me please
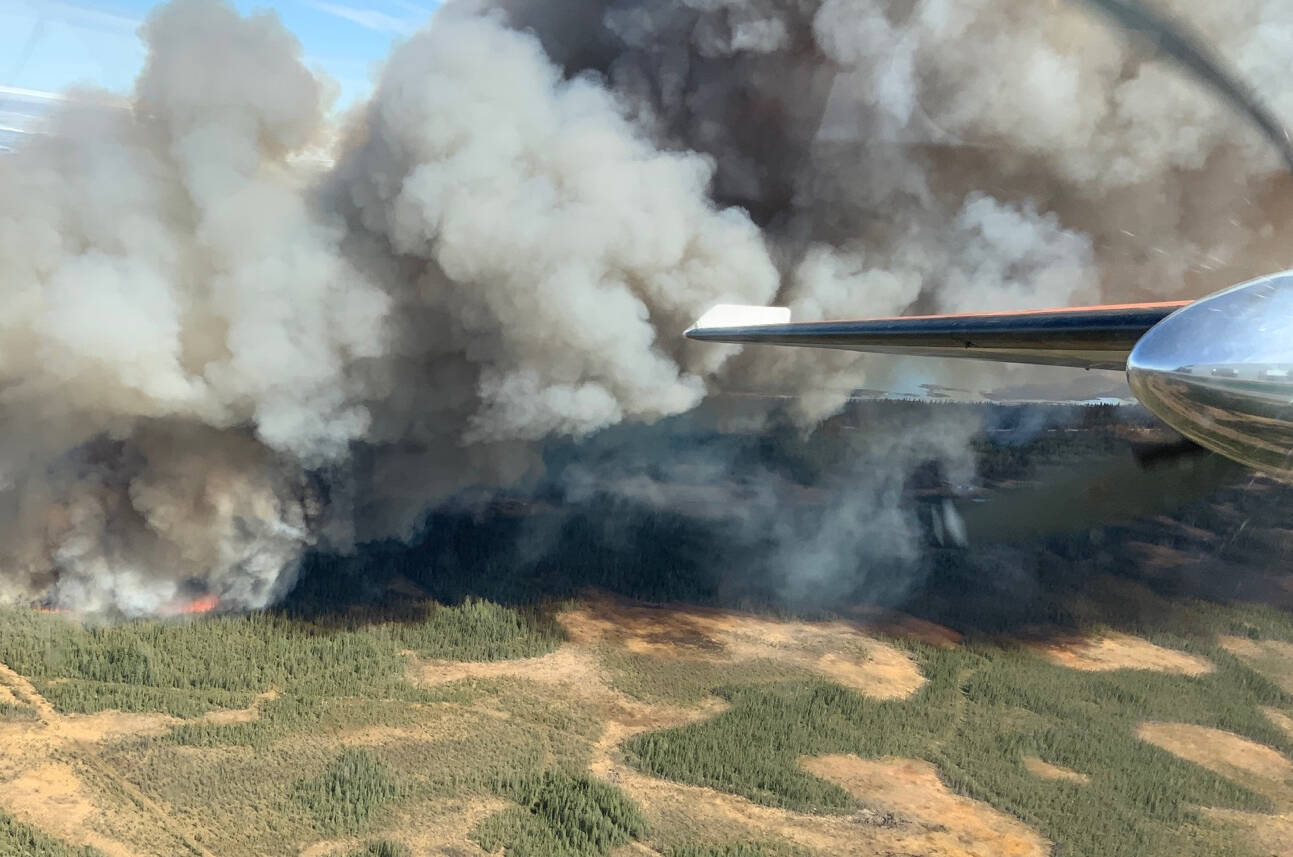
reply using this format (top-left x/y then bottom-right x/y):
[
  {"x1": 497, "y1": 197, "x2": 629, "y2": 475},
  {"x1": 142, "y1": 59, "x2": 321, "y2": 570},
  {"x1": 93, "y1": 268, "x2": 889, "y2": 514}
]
[
  {"x1": 1, "y1": 401, "x2": 1292, "y2": 857},
  {"x1": 4, "y1": 0, "x2": 1293, "y2": 853}
]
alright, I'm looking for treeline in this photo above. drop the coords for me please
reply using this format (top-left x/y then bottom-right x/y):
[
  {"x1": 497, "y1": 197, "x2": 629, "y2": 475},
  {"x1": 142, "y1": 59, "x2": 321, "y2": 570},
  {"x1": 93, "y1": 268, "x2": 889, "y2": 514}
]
[
  {"x1": 0, "y1": 810, "x2": 104, "y2": 857},
  {"x1": 0, "y1": 597, "x2": 562, "y2": 718},
  {"x1": 471, "y1": 770, "x2": 648, "y2": 857}
]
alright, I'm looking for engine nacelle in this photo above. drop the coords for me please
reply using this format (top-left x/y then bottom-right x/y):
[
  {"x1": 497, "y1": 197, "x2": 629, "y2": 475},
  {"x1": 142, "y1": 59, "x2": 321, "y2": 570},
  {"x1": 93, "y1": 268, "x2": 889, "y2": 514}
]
[{"x1": 1126, "y1": 271, "x2": 1293, "y2": 480}]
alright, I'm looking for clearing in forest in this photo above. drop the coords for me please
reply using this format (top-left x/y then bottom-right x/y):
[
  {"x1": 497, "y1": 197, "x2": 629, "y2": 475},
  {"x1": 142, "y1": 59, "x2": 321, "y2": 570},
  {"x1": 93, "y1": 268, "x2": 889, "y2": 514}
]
[{"x1": 0, "y1": 592, "x2": 1290, "y2": 857}]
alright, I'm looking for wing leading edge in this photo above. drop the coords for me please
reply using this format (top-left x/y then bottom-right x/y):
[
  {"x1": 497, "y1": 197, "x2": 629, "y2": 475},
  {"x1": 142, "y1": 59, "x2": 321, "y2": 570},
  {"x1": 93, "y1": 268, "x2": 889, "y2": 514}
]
[{"x1": 684, "y1": 301, "x2": 1191, "y2": 371}]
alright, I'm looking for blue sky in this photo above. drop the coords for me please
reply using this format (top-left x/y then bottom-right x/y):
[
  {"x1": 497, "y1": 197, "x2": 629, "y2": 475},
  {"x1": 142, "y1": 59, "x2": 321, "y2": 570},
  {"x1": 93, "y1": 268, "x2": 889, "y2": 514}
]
[{"x1": 0, "y1": 0, "x2": 439, "y2": 109}]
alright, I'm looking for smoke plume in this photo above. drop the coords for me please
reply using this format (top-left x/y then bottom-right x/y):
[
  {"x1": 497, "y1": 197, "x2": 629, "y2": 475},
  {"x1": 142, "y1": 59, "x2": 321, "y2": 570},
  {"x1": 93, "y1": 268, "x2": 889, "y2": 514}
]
[{"x1": 0, "y1": 0, "x2": 1289, "y2": 613}]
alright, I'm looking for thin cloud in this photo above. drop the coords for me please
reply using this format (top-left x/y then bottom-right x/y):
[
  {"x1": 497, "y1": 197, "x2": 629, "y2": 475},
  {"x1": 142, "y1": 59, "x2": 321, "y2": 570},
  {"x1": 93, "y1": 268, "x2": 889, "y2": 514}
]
[
  {"x1": 305, "y1": 0, "x2": 422, "y2": 35},
  {"x1": 0, "y1": 0, "x2": 142, "y2": 34},
  {"x1": 0, "y1": 83, "x2": 67, "y2": 103}
]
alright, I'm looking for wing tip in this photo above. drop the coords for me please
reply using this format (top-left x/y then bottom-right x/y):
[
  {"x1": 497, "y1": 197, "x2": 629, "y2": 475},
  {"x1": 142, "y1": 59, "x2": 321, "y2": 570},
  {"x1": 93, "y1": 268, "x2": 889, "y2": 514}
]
[{"x1": 686, "y1": 305, "x2": 791, "y2": 339}]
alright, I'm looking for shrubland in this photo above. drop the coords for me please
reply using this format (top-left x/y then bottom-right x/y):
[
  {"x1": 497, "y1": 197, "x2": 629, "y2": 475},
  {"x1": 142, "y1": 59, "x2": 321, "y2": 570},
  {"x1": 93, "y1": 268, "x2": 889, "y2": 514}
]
[{"x1": 0, "y1": 811, "x2": 104, "y2": 857}]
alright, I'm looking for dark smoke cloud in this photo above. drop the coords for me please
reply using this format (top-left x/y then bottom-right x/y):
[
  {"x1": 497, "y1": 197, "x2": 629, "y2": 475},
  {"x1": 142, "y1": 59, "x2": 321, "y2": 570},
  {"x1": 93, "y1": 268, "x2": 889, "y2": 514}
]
[{"x1": 0, "y1": 0, "x2": 1289, "y2": 613}]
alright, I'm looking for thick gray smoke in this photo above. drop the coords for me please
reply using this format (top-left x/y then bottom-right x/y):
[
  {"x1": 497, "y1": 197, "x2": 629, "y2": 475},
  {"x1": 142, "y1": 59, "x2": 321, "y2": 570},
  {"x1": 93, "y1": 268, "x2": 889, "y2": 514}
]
[{"x1": 0, "y1": 0, "x2": 1289, "y2": 613}]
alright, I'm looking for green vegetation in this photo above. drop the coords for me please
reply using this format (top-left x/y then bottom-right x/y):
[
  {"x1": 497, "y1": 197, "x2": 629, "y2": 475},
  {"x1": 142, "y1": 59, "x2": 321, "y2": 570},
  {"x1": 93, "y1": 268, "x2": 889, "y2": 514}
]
[
  {"x1": 627, "y1": 630, "x2": 1293, "y2": 857},
  {"x1": 0, "y1": 810, "x2": 104, "y2": 857},
  {"x1": 0, "y1": 598, "x2": 562, "y2": 717},
  {"x1": 602, "y1": 650, "x2": 800, "y2": 706},
  {"x1": 471, "y1": 770, "x2": 648, "y2": 857},
  {"x1": 0, "y1": 701, "x2": 37, "y2": 721},
  {"x1": 294, "y1": 749, "x2": 401, "y2": 835},
  {"x1": 665, "y1": 844, "x2": 807, "y2": 857},
  {"x1": 167, "y1": 693, "x2": 420, "y2": 749},
  {"x1": 96, "y1": 674, "x2": 602, "y2": 856},
  {"x1": 386, "y1": 598, "x2": 563, "y2": 661},
  {"x1": 349, "y1": 843, "x2": 409, "y2": 857},
  {"x1": 37, "y1": 680, "x2": 249, "y2": 717}
]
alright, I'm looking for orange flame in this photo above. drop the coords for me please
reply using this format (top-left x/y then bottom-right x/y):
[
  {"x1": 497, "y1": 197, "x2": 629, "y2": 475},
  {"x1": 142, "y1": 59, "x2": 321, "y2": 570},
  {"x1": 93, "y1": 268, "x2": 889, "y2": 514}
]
[{"x1": 177, "y1": 593, "x2": 219, "y2": 615}]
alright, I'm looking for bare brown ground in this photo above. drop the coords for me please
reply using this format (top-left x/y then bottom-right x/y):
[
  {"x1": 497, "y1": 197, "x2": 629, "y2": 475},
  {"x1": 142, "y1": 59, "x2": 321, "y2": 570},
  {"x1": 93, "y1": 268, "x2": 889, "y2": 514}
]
[
  {"x1": 197, "y1": 688, "x2": 279, "y2": 725},
  {"x1": 1218, "y1": 635, "x2": 1293, "y2": 694},
  {"x1": 298, "y1": 836, "x2": 363, "y2": 857},
  {"x1": 598, "y1": 744, "x2": 1052, "y2": 857},
  {"x1": 1021, "y1": 756, "x2": 1090, "y2": 784},
  {"x1": 1138, "y1": 723, "x2": 1293, "y2": 798},
  {"x1": 803, "y1": 756, "x2": 1050, "y2": 857},
  {"x1": 1264, "y1": 707, "x2": 1293, "y2": 740},
  {"x1": 388, "y1": 797, "x2": 508, "y2": 857},
  {"x1": 1138, "y1": 721, "x2": 1293, "y2": 853},
  {"x1": 1036, "y1": 632, "x2": 1214, "y2": 675},
  {"x1": 298, "y1": 797, "x2": 505, "y2": 857},
  {"x1": 0, "y1": 660, "x2": 210, "y2": 857},
  {"x1": 557, "y1": 599, "x2": 925, "y2": 699}
]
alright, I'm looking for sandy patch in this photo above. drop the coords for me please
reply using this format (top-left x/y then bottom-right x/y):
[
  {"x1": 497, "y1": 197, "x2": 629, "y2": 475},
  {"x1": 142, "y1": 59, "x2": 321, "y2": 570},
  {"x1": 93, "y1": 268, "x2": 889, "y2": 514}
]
[
  {"x1": 1207, "y1": 808, "x2": 1293, "y2": 857},
  {"x1": 619, "y1": 763, "x2": 923, "y2": 857},
  {"x1": 412, "y1": 645, "x2": 608, "y2": 699},
  {"x1": 298, "y1": 798, "x2": 504, "y2": 857},
  {"x1": 1143, "y1": 721, "x2": 1293, "y2": 857},
  {"x1": 3, "y1": 763, "x2": 141, "y2": 857},
  {"x1": 1137, "y1": 722, "x2": 1293, "y2": 803},
  {"x1": 55, "y1": 711, "x2": 177, "y2": 743},
  {"x1": 413, "y1": 599, "x2": 927, "y2": 710},
  {"x1": 0, "y1": 658, "x2": 57, "y2": 720},
  {"x1": 195, "y1": 688, "x2": 279, "y2": 726},
  {"x1": 298, "y1": 836, "x2": 362, "y2": 857},
  {"x1": 1022, "y1": 757, "x2": 1090, "y2": 784},
  {"x1": 610, "y1": 750, "x2": 1047, "y2": 857},
  {"x1": 803, "y1": 755, "x2": 1049, "y2": 857},
  {"x1": 1219, "y1": 635, "x2": 1293, "y2": 661},
  {"x1": 1038, "y1": 633, "x2": 1213, "y2": 676},
  {"x1": 397, "y1": 797, "x2": 511, "y2": 856},
  {"x1": 0, "y1": 659, "x2": 218, "y2": 857},
  {"x1": 1218, "y1": 636, "x2": 1293, "y2": 693},
  {"x1": 1264, "y1": 707, "x2": 1293, "y2": 740},
  {"x1": 6, "y1": 764, "x2": 98, "y2": 835},
  {"x1": 813, "y1": 646, "x2": 925, "y2": 701},
  {"x1": 559, "y1": 600, "x2": 925, "y2": 700}
]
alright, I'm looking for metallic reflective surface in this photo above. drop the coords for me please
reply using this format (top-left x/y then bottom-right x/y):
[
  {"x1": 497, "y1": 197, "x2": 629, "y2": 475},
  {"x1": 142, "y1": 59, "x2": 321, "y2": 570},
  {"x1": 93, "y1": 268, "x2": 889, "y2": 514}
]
[
  {"x1": 1127, "y1": 271, "x2": 1293, "y2": 480},
  {"x1": 686, "y1": 302, "x2": 1187, "y2": 370}
]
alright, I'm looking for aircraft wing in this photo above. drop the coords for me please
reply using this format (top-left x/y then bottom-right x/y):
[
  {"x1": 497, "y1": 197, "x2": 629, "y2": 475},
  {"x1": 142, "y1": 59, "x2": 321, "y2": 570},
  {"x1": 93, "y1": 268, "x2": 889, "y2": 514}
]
[{"x1": 684, "y1": 301, "x2": 1191, "y2": 371}]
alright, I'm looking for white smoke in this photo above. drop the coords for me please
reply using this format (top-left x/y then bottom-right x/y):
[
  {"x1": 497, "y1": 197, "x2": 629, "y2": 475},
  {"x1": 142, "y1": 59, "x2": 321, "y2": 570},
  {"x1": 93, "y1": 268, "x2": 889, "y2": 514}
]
[{"x1": 0, "y1": 0, "x2": 1288, "y2": 613}]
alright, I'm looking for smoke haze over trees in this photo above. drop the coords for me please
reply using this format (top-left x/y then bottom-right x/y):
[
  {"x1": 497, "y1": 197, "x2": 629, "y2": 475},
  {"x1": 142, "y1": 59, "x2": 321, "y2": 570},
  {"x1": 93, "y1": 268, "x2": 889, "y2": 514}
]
[{"x1": 0, "y1": 0, "x2": 1289, "y2": 614}]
